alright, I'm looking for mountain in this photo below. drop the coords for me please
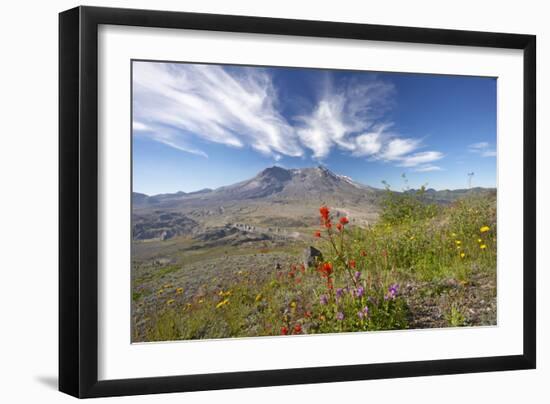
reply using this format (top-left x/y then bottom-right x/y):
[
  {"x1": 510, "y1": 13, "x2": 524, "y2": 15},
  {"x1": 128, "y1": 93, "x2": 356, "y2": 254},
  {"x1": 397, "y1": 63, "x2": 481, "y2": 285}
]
[
  {"x1": 404, "y1": 186, "x2": 496, "y2": 204},
  {"x1": 133, "y1": 166, "x2": 381, "y2": 210},
  {"x1": 132, "y1": 166, "x2": 495, "y2": 242}
]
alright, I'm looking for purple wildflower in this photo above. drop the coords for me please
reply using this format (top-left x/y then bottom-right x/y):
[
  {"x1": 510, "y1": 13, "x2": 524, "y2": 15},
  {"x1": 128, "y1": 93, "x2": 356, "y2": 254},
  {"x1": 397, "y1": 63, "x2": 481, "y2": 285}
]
[
  {"x1": 385, "y1": 283, "x2": 399, "y2": 301},
  {"x1": 354, "y1": 286, "x2": 365, "y2": 298},
  {"x1": 389, "y1": 283, "x2": 399, "y2": 296},
  {"x1": 319, "y1": 295, "x2": 328, "y2": 305},
  {"x1": 357, "y1": 306, "x2": 369, "y2": 319},
  {"x1": 354, "y1": 271, "x2": 361, "y2": 281},
  {"x1": 336, "y1": 288, "x2": 344, "y2": 299},
  {"x1": 336, "y1": 312, "x2": 345, "y2": 321}
]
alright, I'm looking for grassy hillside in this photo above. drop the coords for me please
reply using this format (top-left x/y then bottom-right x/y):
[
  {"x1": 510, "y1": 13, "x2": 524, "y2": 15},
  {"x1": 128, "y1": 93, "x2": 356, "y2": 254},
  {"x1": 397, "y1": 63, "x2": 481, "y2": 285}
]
[{"x1": 132, "y1": 189, "x2": 496, "y2": 341}]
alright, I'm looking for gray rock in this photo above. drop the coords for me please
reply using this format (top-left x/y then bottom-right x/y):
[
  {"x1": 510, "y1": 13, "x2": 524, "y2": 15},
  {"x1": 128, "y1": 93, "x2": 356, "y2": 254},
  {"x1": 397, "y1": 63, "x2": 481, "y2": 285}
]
[{"x1": 303, "y1": 246, "x2": 323, "y2": 268}]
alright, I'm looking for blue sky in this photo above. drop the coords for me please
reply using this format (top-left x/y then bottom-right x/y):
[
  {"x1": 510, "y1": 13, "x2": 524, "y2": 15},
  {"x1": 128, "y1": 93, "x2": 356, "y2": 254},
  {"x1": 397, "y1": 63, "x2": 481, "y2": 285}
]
[{"x1": 132, "y1": 61, "x2": 496, "y2": 195}]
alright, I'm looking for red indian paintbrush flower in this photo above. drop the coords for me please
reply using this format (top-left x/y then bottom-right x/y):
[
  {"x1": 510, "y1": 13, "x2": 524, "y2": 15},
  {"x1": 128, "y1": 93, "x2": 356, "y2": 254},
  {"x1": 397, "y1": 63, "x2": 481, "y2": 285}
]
[
  {"x1": 319, "y1": 205, "x2": 330, "y2": 221},
  {"x1": 294, "y1": 324, "x2": 302, "y2": 334},
  {"x1": 339, "y1": 217, "x2": 349, "y2": 225},
  {"x1": 336, "y1": 223, "x2": 343, "y2": 231},
  {"x1": 319, "y1": 262, "x2": 333, "y2": 277},
  {"x1": 281, "y1": 326, "x2": 289, "y2": 335},
  {"x1": 349, "y1": 260, "x2": 356, "y2": 269},
  {"x1": 314, "y1": 230, "x2": 321, "y2": 238}
]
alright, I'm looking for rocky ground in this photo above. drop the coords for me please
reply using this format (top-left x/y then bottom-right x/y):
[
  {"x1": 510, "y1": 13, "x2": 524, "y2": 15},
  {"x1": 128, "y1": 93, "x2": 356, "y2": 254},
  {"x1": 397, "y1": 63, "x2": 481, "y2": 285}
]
[
  {"x1": 403, "y1": 271, "x2": 497, "y2": 328},
  {"x1": 132, "y1": 246, "x2": 299, "y2": 340}
]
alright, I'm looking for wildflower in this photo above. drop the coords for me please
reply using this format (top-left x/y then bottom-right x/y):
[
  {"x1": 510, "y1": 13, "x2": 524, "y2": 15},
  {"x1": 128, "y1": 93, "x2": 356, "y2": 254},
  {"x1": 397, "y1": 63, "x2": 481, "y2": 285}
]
[
  {"x1": 294, "y1": 324, "x2": 302, "y2": 334},
  {"x1": 336, "y1": 223, "x2": 343, "y2": 231},
  {"x1": 477, "y1": 238, "x2": 482, "y2": 243},
  {"x1": 319, "y1": 295, "x2": 328, "y2": 305},
  {"x1": 385, "y1": 284, "x2": 399, "y2": 300},
  {"x1": 360, "y1": 250, "x2": 367, "y2": 257},
  {"x1": 358, "y1": 306, "x2": 369, "y2": 319},
  {"x1": 349, "y1": 260, "x2": 356, "y2": 269},
  {"x1": 455, "y1": 240, "x2": 462, "y2": 245},
  {"x1": 460, "y1": 252, "x2": 465, "y2": 258},
  {"x1": 281, "y1": 326, "x2": 288, "y2": 335},
  {"x1": 319, "y1": 206, "x2": 330, "y2": 222},
  {"x1": 336, "y1": 312, "x2": 345, "y2": 321},
  {"x1": 314, "y1": 230, "x2": 321, "y2": 238},
  {"x1": 176, "y1": 287, "x2": 183, "y2": 294},
  {"x1": 304, "y1": 311, "x2": 312, "y2": 318},
  {"x1": 409, "y1": 236, "x2": 415, "y2": 240},
  {"x1": 451, "y1": 233, "x2": 457, "y2": 238},
  {"x1": 354, "y1": 286, "x2": 365, "y2": 298},
  {"x1": 336, "y1": 288, "x2": 344, "y2": 299},
  {"x1": 353, "y1": 270, "x2": 361, "y2": 281},
  {"x1": 480, "y1": 226, "x2": 490, "y2": 233},
  {"x1": 290, "y1": 301, "x2": 297, "y2": 309},
  {"x1": 216, "y1": 298, "x2": 229, "y2": 309},
  {"x1": 319, "y1": 262, "x2": 333, "y2": 277},
  {"x1": 255, "y1": 293, "x2": 262, "y2": 302},
  {"x1": 480, "y1": 244, "x2": 487, "y2": 249},
  {"x1": 339, "y1": 217, "x2": 349, "y2": 225},
  {"x1": 166, "y1": 299, "x2": 175, "y2": 305}
]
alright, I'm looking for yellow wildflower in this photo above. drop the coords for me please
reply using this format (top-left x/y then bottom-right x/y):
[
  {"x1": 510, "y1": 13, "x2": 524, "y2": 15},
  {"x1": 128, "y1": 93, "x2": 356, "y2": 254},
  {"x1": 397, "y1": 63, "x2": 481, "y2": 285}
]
[
  {"x1": 455, "y1": 240, "x2": 461, "y2": 245},
  {"x1": 477, "y1": 238, "x2": 482, "y2": 243},
  {"x1": 480, "y1": 244, "x2": 487, "y2": 249},
  {"x1": 198, "y1": 299, "x2": 204, "y2": 304},
  {"x1": 176, "y1": 287, "x2": 183, "y2": 294},
  {"x1": 460, "y1": 252, "x2": 465, "y2": 258},
  {"x1": 166, "y1": 299, "x2": 175, "y2": 305},
  {"x1": 480, "y1": 226, "x2": 490, "y2": 233},
  {"x1": 216, "y1": 299, "x2": 229, "y2": 309},
  {"x1": 290, "y1": 301, "x2": 297, "y2": 309},
  {"x1": 451, "y1": 233, "x2": 457, "y2": 238},
  {"x1": 255, "y1": 293, "x2": 263, "y2": 302}
]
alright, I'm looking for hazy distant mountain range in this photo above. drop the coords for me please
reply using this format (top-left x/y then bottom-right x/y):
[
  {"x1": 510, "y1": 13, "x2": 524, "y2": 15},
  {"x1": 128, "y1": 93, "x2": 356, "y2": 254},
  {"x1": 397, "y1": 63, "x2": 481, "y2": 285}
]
[{"x1": 133, "y1": 166, "x2": 494, "y2": 208}]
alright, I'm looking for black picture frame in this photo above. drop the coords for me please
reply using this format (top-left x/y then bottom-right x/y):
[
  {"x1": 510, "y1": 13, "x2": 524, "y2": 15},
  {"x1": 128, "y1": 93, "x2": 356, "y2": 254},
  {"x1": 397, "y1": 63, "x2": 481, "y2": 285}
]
[{"x1": 59, "y1": 5, "x2": 536, "y2": 398}]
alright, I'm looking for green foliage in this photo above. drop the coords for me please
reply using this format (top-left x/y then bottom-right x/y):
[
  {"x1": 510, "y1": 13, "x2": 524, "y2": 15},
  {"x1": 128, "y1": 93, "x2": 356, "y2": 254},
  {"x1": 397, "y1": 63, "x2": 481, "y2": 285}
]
[
  {"x1": 379, "y1": 181, "x2": 439, "y2": 225},
  {"x1": 446, "y1": 305, "x2": 466, "y2": 327},
  {"x1": 138, "y1": 192, "x2": 496, "y2": 341}
]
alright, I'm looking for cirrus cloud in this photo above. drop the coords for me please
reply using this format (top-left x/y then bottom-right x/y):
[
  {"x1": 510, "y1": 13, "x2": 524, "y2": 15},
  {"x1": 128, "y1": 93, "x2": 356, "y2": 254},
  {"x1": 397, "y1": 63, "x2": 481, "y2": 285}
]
[{"x1": 132, "y1": 61, "x2": 444, "y2": 170}]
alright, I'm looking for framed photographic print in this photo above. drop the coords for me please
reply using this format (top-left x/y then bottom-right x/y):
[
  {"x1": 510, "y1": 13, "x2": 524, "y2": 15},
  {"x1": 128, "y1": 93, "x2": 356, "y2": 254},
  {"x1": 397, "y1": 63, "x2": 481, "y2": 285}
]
[{"x1": 59, "y1": 6, "x2": 536, "y2": 398}]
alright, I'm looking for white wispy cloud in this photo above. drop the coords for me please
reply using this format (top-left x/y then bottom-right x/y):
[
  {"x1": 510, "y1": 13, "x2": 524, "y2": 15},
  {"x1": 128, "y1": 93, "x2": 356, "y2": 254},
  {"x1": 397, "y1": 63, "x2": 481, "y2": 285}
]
[
  {"x1": 468, "y1": 141, "x2": 496, "y2": 158},
  {"x1": 398, "y1": 151, "x2": 444, "y2": 167},
  {"x1": 413, "y1": 164, "x2": 443, "y2": 172},
  {"x1": 133, "y1": 62, "x2": 444, "y2": 169},
  {"x1": 133, "y1": 62, "x2": 302, "y2": 158}
]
